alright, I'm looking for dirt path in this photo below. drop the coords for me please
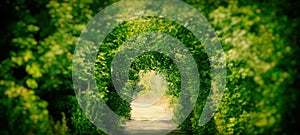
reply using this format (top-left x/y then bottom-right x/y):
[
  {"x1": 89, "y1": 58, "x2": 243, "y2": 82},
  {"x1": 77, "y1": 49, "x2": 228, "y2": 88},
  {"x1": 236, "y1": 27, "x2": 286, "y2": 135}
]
[
  {"x1": 123, "y1": 97, "x2": 187, "y2": 134},
  {"x1": 122, "y1": 71, "x2": 187, "y2": 134},
  {"x1": 131, "y1": 96, "x2": 174, "y2": 121},
  {"x1": 123, "y1": 120, "x2": 186, "y2": 135}
]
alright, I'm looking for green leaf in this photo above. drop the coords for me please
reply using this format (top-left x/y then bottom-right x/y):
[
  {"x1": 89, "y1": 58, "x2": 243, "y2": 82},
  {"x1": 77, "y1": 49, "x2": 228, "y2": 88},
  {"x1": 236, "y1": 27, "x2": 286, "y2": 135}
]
[{"x1": 26, "y1": 78, "x2": 38, "y2": 89}]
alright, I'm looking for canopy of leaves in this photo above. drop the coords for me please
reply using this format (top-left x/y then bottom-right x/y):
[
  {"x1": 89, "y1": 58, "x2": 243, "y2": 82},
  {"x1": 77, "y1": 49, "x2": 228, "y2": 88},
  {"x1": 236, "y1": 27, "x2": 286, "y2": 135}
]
[{"x1": 0, "y1": 0, "x2": 299, "y2": 134}]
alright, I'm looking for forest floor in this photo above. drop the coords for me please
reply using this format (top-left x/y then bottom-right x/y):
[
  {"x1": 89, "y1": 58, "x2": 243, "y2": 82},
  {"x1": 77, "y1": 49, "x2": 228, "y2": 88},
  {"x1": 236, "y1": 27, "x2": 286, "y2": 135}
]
[
  {"x1": 123, "y1": 96, "x2": 187, "y2": 134},
  {"x1": 122, "y1": 70, "x2": 187, "y2": 134}
]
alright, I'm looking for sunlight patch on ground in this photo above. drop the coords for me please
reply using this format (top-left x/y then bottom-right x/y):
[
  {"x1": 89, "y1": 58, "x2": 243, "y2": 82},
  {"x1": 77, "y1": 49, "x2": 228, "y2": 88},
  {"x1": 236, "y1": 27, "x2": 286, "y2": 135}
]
[{"x1": 130, "y1": 70, "x2": 174, "y2": 121}]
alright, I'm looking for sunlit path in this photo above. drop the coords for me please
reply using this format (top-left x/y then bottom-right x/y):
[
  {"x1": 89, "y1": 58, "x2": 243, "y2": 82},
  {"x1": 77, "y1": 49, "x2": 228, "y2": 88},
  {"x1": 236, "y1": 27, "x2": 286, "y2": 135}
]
[
  {"x1": 123, "y1": 120, "x2": 187, "y2": 135},
  {"x1": 122, "y1": 71, "x2": 187, "y2": 134},
  {"x1": 131, "y1": 96, "x2": 173, "y2": 121}
]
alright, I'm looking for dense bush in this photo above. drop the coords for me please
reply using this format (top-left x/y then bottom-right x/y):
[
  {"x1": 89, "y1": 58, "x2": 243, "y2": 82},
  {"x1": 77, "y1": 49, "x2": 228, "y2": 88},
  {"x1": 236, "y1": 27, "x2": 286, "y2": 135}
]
[
  {"x1": 1, "y1": 0, "x2": 299, "y2": 134},
  {"x1": 0, "y1": 0, "x2": 104, "y2": 134}
]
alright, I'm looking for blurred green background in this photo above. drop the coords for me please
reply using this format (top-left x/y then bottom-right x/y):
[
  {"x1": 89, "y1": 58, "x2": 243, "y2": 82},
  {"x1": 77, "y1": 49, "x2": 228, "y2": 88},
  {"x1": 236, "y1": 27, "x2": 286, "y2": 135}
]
[{"x1": 0, "y1": 0, "x2": 299, "y2": 134}]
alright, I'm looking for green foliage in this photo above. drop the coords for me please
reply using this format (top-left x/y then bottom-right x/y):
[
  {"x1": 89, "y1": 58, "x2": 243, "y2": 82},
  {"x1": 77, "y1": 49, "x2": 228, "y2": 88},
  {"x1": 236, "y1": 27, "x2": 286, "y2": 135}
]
[
  {"x1": 94, "y1": 16, "x2": 212, "y2": 133},
  {"x1": 185, "y1": 0, "x2": 300, "y2": 134},
  {"x1": 1, "y1": 0, "x2": 299, "y2": 134},
  {"x1": 0, "y1": 81, "x2": 69, "y2": 135},
  {"x1": 0, "y1": 0, "x2": 107, "y2": 134},
  {"x1": 70, "y1": 103, "x2": 102, "y2": 135}
]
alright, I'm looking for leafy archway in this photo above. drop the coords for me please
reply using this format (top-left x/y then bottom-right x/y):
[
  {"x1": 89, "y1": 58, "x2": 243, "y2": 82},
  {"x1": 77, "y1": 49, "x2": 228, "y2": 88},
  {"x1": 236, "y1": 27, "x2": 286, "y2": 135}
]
[
  {"x1": 94, "y1": 16, "x2": 212, "y2": 130},
  {"x1": 128, "y1": 52, "x2": 180, "y2": 121}
]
